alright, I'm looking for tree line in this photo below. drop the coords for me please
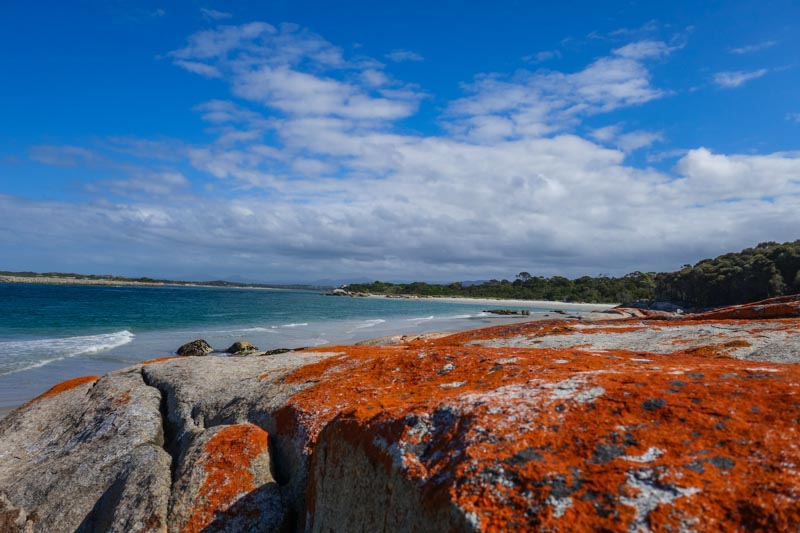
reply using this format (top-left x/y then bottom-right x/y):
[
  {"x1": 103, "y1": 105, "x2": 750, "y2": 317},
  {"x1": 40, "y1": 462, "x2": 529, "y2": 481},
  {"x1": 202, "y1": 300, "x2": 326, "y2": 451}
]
[{"x1": 345, "y1": 240, "x2": 800, "y2": 307}]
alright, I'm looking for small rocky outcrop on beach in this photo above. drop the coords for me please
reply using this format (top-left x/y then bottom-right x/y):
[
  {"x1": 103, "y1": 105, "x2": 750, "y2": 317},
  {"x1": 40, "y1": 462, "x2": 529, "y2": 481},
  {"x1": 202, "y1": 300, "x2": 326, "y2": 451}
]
[
  {"x1": 483, "y1": 308, "x2": 531, "y2": 316},
  {"x1": 176, "y1": 339, "x2": 213, "y2": 357},
  {"x1": 2, "y1": 295, "x2": 800, "y2": 531},
  {"x1": 226, "y1": 341, "x2": 259, "y2": 355},
  {"x1": 325, "y1": 288, "x2": 370, "y2": 297}
]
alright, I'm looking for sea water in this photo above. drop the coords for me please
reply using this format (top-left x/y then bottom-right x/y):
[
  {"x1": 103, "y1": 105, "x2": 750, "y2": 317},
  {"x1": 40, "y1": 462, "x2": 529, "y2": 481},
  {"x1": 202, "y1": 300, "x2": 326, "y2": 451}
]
[{"x1": 0, "y1": 283, "x2": 586, "y2": 408}]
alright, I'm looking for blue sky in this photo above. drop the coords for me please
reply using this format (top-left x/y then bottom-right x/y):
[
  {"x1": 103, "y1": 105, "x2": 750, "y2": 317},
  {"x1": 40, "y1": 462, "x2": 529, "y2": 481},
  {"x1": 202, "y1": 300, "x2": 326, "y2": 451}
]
[{"x1": 1, "y1": 0, "x2": 798, "y2": 282}]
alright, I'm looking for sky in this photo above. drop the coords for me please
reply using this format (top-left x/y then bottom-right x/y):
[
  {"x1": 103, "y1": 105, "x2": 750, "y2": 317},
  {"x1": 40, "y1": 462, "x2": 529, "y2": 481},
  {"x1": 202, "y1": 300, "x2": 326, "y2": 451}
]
[{"x1": 1, "y1": 0, "x2": 799, "y2": 283}]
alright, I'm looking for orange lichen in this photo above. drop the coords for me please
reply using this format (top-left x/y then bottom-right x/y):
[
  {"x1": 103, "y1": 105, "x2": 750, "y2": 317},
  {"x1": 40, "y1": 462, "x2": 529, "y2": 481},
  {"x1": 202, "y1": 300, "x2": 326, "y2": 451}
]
[
  {"x1": 280, "y1": 299, "x2": 800, "y2": 531},
  {"x1": 25, "y1": 375, "x2": 99, "y2": 404},
  {"x1": 138, "y1": 356, "x2": 180, "y2": 365},
  {"x1": 182, "y1": 424, "x2": 269, "y2": 533},
  {"x1": 693, "y1": 295, "x2": 800, "y2": 321}
]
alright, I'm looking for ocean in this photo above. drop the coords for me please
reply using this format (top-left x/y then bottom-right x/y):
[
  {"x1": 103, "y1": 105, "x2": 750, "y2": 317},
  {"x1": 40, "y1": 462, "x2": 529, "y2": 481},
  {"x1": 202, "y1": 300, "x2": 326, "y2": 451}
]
[{"x1": 0, "y1": 282, "x2": 594, "y2": 409}]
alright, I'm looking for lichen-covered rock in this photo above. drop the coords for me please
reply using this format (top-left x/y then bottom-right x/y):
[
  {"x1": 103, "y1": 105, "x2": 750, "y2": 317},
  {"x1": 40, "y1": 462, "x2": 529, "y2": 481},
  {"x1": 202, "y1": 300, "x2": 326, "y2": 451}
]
[
  {"x1": 177, "y1": 339, "x2": 213, "y2": 357},
  {"x1": 169, "y1": 424, "x2": 284, "y2": 533},
  {"x1": 226, "y1": 341, "x2": 259, "y2": 355},
  {"x1": 1, "y1": 294, "x2": 800, "y2": 532},
  {"x1": 288, "y1": 341, "x2": 800, "y2": 531}
]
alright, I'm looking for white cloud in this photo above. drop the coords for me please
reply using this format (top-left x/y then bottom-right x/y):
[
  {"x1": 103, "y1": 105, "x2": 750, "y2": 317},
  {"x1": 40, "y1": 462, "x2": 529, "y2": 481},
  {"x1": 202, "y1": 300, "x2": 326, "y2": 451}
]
[
  {"x1": 385, "y1": 49, "x2": 423, "y2": 62},
  {"x1": 447, "y1": 40, "x2": 671, "y2": 141},
  {"x1": 589, "y1": 125, "x2": 621, "y2": 142},
  {"x1": 522, "y1": 50, "x2": 562, "y2": 63},
  {"x1": 627, "y1": 134, "x2": 661, "y2": 153},
  {"x1": 10, "y1": 24, "x2": 800, "y2": 281},
  {"x1": 786, "y1": 112, "x2": 800, "y2": 123},
  {"x1": 612, "y1": 40, "x2": 672, "y2": 59},
  {"x1": 713, "y1": 69, "x2": 768, "y2": 88},
  {"x1": 672, "y1": 148, "x2": 800, "y2": 201},
  {"x1": 729, "y1": 40, "x2": 778, "y2": 54},
  {"x1": 200, "y1": 8, "x2": 232, "y2": 20},
  {"x1": 16, "y1": 138, "x2": 800, "y2": 280},
  {"x1": 29, "y1": 145, "x2": 100, "y2": 166},
  {"x1": 92, "y1": 171, "x2": 190, "y2": 198},
  {"x1": 169, "y1": 23, "x2": 423, "y2": 123},
  {"x1": 173, "y1": 60, "x2": 221, "y2": 78}
]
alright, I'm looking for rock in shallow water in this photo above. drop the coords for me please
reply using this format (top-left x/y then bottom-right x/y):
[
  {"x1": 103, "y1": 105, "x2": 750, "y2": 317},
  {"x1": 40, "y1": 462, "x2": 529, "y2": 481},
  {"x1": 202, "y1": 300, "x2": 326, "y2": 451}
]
[
  {"x1": 226, "y1": 341, "x2": 259, "y2": 355},
  {"x1": 177, "y1": 339, "x2": 213, "y2": 357}
]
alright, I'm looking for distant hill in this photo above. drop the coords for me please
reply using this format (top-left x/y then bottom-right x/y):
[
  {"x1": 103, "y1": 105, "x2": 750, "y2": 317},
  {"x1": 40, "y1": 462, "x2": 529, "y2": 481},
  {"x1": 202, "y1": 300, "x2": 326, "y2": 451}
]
[{"x1": 0, "y1": 271, "x2": 331, "y2": 291}]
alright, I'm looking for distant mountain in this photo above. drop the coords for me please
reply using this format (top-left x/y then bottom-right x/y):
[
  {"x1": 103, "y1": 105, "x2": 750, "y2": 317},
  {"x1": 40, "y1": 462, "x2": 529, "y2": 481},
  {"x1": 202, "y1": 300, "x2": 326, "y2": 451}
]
[
  {"x1": 311, "y1": 277, "x2": 373, "y2": 287},
  {"x1": 458, "y1": 280, "x2": 492, "y2": 287}
]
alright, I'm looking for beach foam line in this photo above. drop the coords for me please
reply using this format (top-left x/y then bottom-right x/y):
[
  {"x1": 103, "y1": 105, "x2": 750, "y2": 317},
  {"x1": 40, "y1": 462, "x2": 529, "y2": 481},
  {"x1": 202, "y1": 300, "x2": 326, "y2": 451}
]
[
  {"x1": 223, "y1": 327, "x2": 277, "y2": 334},
  {"x1": 353, "y1": 319, "x2": 386, "y2": 329},
  {"x1": 0, "y1": 330, "x2": 135, "y2": 376},
  {"x1": 407, "y1": 316, "x2": 435, "y2": 321},
  {"x1": 280, "y1": 323, "x2": 309, "y2": 328}
]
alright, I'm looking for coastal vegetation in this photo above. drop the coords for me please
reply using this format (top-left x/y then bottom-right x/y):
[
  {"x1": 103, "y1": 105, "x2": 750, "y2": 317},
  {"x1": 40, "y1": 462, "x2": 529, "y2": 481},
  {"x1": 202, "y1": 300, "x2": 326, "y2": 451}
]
[{"x1": 346, "y1": 240, "x2": 800, "y2": 307}]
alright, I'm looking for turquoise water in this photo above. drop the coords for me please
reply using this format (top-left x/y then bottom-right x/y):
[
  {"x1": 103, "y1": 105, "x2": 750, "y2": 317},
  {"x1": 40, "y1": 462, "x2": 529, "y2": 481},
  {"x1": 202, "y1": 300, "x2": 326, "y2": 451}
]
[{"x1": 0, "y1": 283, "x2": 587, "y2": 408}]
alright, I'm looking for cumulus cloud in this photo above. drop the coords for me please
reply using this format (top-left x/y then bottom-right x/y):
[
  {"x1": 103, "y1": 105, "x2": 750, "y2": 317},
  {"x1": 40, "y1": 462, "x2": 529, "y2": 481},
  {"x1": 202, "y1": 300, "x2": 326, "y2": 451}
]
[
  {"x1": 9, "y1": 22, "x2": 799, "y2": 281},
  {"x1": 168, "y1": 22, "x2": 423, "y2": 123},
  {"x1": 446, "y1": 40, "x2": 672, "y2": 141},
  {"x1": 672, "y1": 148, "x2": 800, "y2": 201},
  {"x1": 713, "y1": 69, "x2": 768, "y2": 88}
]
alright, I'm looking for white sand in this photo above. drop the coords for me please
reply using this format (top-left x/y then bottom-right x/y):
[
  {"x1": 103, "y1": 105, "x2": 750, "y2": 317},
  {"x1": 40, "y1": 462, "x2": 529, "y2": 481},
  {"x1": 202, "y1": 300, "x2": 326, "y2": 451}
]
[{"x1": 366, "y1": 294, "x2": 615, "y2": 311}]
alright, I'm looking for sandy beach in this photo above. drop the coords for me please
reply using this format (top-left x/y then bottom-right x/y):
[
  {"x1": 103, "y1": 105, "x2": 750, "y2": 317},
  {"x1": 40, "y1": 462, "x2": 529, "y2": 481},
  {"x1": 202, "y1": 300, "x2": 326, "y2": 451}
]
[{"x1": 366, "y1": 294, "x2": 616, "y2": 311}]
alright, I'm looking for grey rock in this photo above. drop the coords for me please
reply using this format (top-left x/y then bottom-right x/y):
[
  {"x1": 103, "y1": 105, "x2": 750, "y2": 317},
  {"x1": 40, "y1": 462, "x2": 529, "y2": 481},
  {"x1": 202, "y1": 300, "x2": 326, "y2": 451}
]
[
  {"x1": 0, "y1": 352, "x2": 340, "y2": 533},
  {"x1": 226, "y1": 341, "x2": 259, "y2": 355},
  {"x1": 177, "y1": 339, "x2": 213, "y2": 357},
  {"x1": 0, "y1": 493, "x2": 34, "y2": 533},
  {"x1": 0, "y1": 367, "x2": 170, "y2": 532}
]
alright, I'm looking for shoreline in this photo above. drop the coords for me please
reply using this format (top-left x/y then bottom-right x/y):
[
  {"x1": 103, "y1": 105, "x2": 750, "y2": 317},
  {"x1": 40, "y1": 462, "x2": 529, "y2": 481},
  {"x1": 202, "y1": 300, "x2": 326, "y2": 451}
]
[
  {"x1": 0, "y1": 311, "x2": 599, "y2": 421},
  {"x1": 364, "y1": 294, "x2": 616, "y2": 311}
]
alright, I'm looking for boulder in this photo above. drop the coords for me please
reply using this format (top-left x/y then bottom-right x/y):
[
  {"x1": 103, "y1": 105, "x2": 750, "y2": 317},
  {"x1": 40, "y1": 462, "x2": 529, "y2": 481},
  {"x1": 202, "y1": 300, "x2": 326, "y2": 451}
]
[
  {"x1": 177, "y1": 339, "x2": 213, "y2": 357},
  {"x1": 168, "y1": 424, "x2": 284, "y2": 532},
  {"x1": 226, "y1": 341, "x2": 259, "y2": 355},
  {"x1": 0, "y1": 368, "x2": 170, "y2": 532}
]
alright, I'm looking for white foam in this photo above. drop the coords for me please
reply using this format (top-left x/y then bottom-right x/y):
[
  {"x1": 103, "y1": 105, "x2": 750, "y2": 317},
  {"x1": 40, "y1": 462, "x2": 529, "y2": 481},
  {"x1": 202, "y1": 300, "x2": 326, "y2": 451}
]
[
  {"x1": 407, "y1": 316, "x2": 434, "y2": 321},
  {"x1": 353, "y1": 319, "x2": 386, "y2": 329},
  {"x1": 280, "y1": 323, "x2": 309, "y2": 328},
  {"x1": 231, "y1": 327, "x2": 277, "y2": 334},
  {"x1": 0, "y1": 330, "x2": 135, "y2": 376}
]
